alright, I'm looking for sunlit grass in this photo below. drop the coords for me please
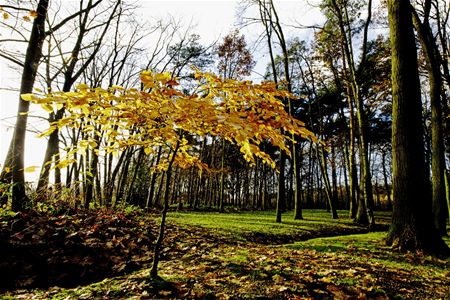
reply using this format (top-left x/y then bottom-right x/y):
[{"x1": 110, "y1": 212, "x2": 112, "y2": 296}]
[
  {"x1": 168, "y1": 209, "x2": 389, "y2": 238},
  {"x1": 289, "y1": 231, "x2": 450, "y2": 272}
]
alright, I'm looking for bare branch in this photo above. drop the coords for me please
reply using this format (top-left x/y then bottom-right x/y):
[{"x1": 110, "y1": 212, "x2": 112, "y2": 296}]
[
  {"x1": 44, "y1": 0, "x2": 103, "y2": 36},
  {"x1": 0, "y1": 51, "x2": 25, "y2": 67}
]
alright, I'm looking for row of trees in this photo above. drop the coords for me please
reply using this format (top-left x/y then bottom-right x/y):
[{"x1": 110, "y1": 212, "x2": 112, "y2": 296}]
[{"x1": 0, "y1": 0, "x2": 449, "y2": 259}]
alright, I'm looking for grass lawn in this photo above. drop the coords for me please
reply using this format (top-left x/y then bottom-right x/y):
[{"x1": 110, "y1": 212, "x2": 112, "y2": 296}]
[{"x1": 169, "y1": 209, "x2": 391, "y2": 243}]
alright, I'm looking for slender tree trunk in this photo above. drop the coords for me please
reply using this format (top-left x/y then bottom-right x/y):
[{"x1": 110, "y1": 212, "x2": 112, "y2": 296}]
[
  {"x1": 317, "y1": 145, "x2": 338, "y2": 219},
  {"x1": 219, "y1": 139, "x2": 226, "y2": 212},
  {"x1": 146, "y1": 146, "x2": 163, "y2": 209},
  {"x1": 276, "y1": 151, "x2": 286, "y2": 223},
  {"x1": 381, "y1": 151, "x2": 392, "y2": 210},
  {"x1": 445, "y1": 170, "x2": 450, "y2": 223},
  {"x1": 345, "y1": 97, "x2": 358, "y2": 219},
  {"x1": 105, "y1": 148, "x2": 127, "y2": 205},
  {"x1": 150, "y1": 141, "x2": 180, "y2": 279},
  {"x1": 115, "y1": 147, "x2": 133, "y2": 205},
  {"x1": 331, "y1": 145, "x2": 339, "y2": 208},
  {"x1": 154, "y1": 172, "x2": 166, "y2": 209},
  {"x1": 294, "y1": 142, "x2": 303, "y2": 219},
  {"x1": 84, "y1": 135, "x2": 100, "y2": 209}
]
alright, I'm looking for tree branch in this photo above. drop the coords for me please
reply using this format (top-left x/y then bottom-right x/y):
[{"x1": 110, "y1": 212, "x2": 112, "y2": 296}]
[{"x1": 44, "y1": 0, "x2": 103, "y2": 36}]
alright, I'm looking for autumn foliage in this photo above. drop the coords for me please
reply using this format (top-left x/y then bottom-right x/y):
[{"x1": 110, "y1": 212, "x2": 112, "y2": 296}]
[{"x1": 23, "y1": 70, "x2": 315, "y2": 173}]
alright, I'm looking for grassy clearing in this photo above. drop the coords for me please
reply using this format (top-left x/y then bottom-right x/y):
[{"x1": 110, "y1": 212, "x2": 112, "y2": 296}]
[{"x1": 169, "y1": 209, "x2": 390, "y2": 243}]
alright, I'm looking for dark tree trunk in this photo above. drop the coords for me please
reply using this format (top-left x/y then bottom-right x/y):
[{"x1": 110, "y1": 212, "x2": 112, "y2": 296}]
[
  {"x1": 150, "y1": 141, "x2": 180, "y2": 279},
  {"x1": 276, "y1": 151, "x2": 285, "y2": 223},
  {"x1": 386, "y1": 0, "x2": 449, "y2": 254},
  {"x1": 84, "y1": 136, "x2": 100, "y2": 209},
  {"x1": 146, "y1": 146, "x2": 163, "y2": 209},
  {"x1": 411, "y1": 7, "x2": 448, "y2": 236},
  {"x1": 381, "y1": 151, "x2": 392, "y2": 210},
  {"x1": 2, "y1": 0, "x2": 49, "y2": 211},
  {"x1": 294, "y1": 142, "x2": 303, "y2": 219}
]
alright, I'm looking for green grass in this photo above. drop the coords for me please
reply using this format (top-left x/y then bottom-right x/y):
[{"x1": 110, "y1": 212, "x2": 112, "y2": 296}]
[
  {"x1": 289, "y1": 231, "x2": 386, "y2": 252},
  {"x1": 290, "y1": 231, "x2": 450, "y2": 271},
  {"x1": 168, "y1": 209, "x2": 386, "y2": 239}
]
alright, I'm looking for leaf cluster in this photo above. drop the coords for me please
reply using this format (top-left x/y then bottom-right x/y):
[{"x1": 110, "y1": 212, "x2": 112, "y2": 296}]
[{"x1": 22, "y1": 70, "x2": 316, "y2": 173}]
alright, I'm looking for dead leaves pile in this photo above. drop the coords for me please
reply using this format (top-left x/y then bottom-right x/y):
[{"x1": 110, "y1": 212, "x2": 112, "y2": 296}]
[{"x1": 0, "y1": 209, "x2": 155, "y2": 290}]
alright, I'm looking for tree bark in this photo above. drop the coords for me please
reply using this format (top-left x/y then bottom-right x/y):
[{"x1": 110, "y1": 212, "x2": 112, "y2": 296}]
[
  {"x1": 150, "y1": 141, "x2": 180, "y2": 279},
  {"x1": 411, "y1": 6, "x2": 448, "y2": 236},
  {"x1": 386, "y1": 0, "x2": 449, "y2": 254},
  {"x1": 381, "y1": 150, "x2": 392, "y2": 210},
  {"x1": 6, "y1": 0, "x2": 49, "y2": 211}
]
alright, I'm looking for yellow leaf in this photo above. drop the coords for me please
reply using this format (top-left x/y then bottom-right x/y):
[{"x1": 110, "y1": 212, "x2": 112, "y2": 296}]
[
  {"x1": 23, "y1": 15, "x2": 30, "y2": 22},
  {"x1": 41, "y1": 103, "x2": 54, "y2": 113},
  {"x1": 3, "y1": 12, "x2": 9, "y2": 20},
  {"x1": 55, "y1": 103, "x2": 64, "y2": 110},
  {"x1": 21, "y1": 94, "x2": 34, "y2": 101},
  {"x1": 81, "y1": 105, "x2": 90, "y2": 115},
  {"x1": 155, "y1": 72, "x2": 171, "y2": 83},
  {"x1": 76, "y1": 83, "x2": 90, "y2": 91},
  {"x1": 29, "y1": 10, "x2": 38, "y2": 18},
  {"x1": 37, "y1": 126, "x2": 57, "y2": 138},
  {"x1": 55, "y1": 159, "x2": 74, "y2": 169},
  {"x1": 24, "y1": 166, "x2": 39, "y2": 173},
  {"x1": 144, "y1": 147, "x2": 152, "y2": 155},
  {"x1": 79, "y1": 140, "x2": 90, "y2": 148}
]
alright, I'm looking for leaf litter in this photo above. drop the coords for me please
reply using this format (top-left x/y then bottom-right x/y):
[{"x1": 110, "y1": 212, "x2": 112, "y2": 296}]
[{"x1": 0, "y1": 208, "x2": 449, "y2": 299}]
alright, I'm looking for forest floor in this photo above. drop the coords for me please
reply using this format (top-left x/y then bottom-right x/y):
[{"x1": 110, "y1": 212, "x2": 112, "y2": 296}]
[{"x1": 0, "y1": 207, "x2": 449, "y2": 299}]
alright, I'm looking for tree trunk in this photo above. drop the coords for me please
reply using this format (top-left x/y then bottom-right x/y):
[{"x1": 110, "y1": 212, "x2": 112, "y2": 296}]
[
  {"x1": 386, "y1": 0, "x2": 448, "y2": 254},
  {"x1": 381, "y1": 151, "x2": 392, "y2": 210},
  {"x1": 317, "y1": 145, "x2": 338, "y2": 219},
  {"x1": 294, "y1": 142, "x2": 303, "y2": 219},
  {"x1": 411, "y1": 8, "x2": 448, "y2": 236},
  {"x1": 150, "y1": 141, "x2": 180, "y2": 279},
  {"x1": 84, "y1": 135, "x2": 100, "y2": 209},
  {"x1": 2, "y1": 0, "x2": 49, "y2": 211},
  {"x1": 276, "y1": 151, "x2": 285, "y2": 223},
  {"x1": 219, "y1": 139, "x2": 226, "y2": 212},
  {"x1": 146, "y1": 146, "x2": 163, "y2": 209},
  {"x1": 344, "y1": 97, "x2": 358, "y2": 219}
]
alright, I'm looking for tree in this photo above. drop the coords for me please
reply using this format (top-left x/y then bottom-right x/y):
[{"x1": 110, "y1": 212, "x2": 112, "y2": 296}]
[
  {"x1": 5, "y1": 0, "x2": 48, "y2": 210},
  {"x1": 386, "y1": 0, "x2": 448, "y2": 254},
  {"x1": 0, "y1": 0, "x2": 103, "y2": 211},
  {"x1": 38, "y1": 0, "x2": 121, "y2": 199},
  {"x1": 168, "y1": 33, "x2": 213, "y2": 77},
  {"x1": 323, "y1": 0, "x2": 375, "y2": 226},
  {"x1": 252, "y1": 0, "x2": 304, "y2": 222},
  {"x1": 216, "y1": 29, "x2": 255, "y2": 80},
  {"x1": 216, "y1": 29, "x2": 255, "y2": 212},
  {"x1": 24, "y1": 69, "x2": 315, "y2": 277},
  {"x1": 411, "y1": 1, "x2": 448, "y2": 236}
]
